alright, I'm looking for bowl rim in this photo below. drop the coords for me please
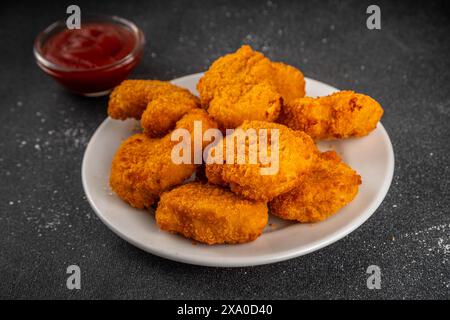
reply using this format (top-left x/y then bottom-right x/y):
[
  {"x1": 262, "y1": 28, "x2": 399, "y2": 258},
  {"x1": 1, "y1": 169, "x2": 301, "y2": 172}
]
[{"x1": 33, "y1": 14, "x2": 145, "y2": 73}]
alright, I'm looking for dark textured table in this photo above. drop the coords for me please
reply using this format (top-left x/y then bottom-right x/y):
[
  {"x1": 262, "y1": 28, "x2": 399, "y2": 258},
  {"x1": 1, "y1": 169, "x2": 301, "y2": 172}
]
[{"x1": 1, "y1": 0, "x2": 449, "y2": 299}]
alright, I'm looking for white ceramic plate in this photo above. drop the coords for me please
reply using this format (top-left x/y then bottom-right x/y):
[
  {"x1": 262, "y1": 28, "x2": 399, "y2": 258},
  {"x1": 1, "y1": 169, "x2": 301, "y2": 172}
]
[{"x1": 82, "y1": 73, "x2": 394, "y2": 267}]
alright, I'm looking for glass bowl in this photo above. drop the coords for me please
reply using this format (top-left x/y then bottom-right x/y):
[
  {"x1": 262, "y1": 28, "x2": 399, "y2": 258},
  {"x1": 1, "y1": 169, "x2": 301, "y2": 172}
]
[{"x1": 34, "y1": 15, "x2": 145, "y2": 97}]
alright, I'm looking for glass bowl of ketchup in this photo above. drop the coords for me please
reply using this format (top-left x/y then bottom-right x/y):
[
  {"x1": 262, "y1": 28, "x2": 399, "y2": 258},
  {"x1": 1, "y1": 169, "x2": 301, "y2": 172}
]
[{"x1": 34, "y1": 15, "x2": 145, "y2": 96}]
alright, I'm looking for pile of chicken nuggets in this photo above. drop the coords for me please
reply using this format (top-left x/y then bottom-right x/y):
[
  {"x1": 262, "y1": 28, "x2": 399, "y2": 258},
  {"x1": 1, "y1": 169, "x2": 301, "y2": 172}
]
[{"x1": 108, "y1": 45, "x2": 383, "y2": 245}]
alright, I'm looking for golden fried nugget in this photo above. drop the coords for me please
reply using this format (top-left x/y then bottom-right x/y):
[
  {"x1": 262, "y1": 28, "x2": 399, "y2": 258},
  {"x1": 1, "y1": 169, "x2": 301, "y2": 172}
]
[
  {"x1": 197, "y1": 45, "x2": 274, "y2": 106},
  {"x1": 205, "y1": 121, "x2": 318, "y2": 202},
  {"x1": 108, "y1": 80, "x2": 170, "y2": 119},
  {"x1": 156, "y1": 182, "x2": 268, "y2": 244},
  {"x1": 109, "y1": 109, "x2": 217, "y2": 208},
  {"x1": 108, "y1": 80, "x2": 199, "y2": 124},
  {"x1": 141, "y1": 90, "x2": 200, "y2": 137},
  {"x1": 270, "y1": 151, "x2": 361, "y2": 223},
  {"x1": 278, "y1": 91, "x2": 384, "y2": 139},
  {"x1": 207, "y1": 83, "x2": 282, "y2": 130},
  {"x1": 271, "y1": 62, "x2": 306, "y2": 104},
  {"x1": 197, "y1": 45, "x2": 305, "y2": 128}
]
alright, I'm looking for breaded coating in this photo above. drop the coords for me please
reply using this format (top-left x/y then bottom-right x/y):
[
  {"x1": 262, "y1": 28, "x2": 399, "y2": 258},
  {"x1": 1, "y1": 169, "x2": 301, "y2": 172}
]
[
  {"x1": 108, "y1": 80, "x2": 171, "y2": 119},
  {"x1": 205, "y1": 121, "x2": 318, "y2": 202},
  {"x1": 108, "y1": 80, "x2": 199, "y2": 129},
  {"x1": 207, "y1": 83, "x2": 282, "y2": 130},
  {"x1": 270, "y1": 151, "x2": 361, "y2": 223},
  {"x1": 156, "y1": 182, "x2": 268, "y2": 244},
  {"x1": 109, "y1": 109, "x2": 217, "y2": 208},
  {"x1": 271, "y1": 62, "x2": 306, "y2": 104},
  {"x1": 141, "y1": 90, "x2": 200, "y2": 137},
  {"x1": 278, "y1": 91, "x2": 384, "y2": 139},
  {"x1": 197, "y1": 45, "x2": 305, "y2": 128},
  {"x1": 197, "y1": 45, "x2": 274, "y2": 106}
]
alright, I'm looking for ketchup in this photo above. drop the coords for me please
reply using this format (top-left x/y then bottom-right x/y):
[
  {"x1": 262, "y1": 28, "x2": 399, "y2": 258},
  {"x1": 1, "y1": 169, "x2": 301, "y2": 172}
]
[
  {"x1": 43, "y1": 23, "x2": 135, "y2": 69},
  {"x1": 35, "y1": 19, "x2": 144, "y2": 96}
]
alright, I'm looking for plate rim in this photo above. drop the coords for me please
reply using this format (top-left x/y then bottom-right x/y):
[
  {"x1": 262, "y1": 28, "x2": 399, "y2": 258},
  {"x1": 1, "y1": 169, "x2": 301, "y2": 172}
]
[{"x1": 81, "y1": 73, "x2": 395, "y2": 267}]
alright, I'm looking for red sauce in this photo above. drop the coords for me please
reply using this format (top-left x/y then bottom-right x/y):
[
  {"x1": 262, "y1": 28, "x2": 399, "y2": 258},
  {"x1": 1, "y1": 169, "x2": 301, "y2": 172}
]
[
  {"x1": 43, "y1": 23, "x2": 135, "y2": 69},
  {"x1": 37, "y1": 22, "x2": 144, "y2": 96}
]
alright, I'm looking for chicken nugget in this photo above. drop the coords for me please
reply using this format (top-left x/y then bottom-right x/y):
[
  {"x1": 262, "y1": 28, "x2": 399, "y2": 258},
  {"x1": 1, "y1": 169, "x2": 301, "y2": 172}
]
[
  {"x1": 141, "y1": 90, "x2": 200, "y2": 137},
  {"x1": 271, "y1": 62, "x2": 306, "y2": 104},
  {"x1": 197, "y1": 45, "x2": 274, "y2": 106},
  {"x1": 269, "y1": 151, "x2": 361, "y2": 223},
  {"x1": 108, "y1": 80, "x2": 170, "y2": 119},
  {"x1": 207, "y1": 83, "x2": 281, "y2": 130},
  {"x1": 110, "y1": 109, "x2": 217, "y2": 208},
  {"x1": 156, "y1": 182, "x2": 268, "y2": 244},
  {"x1": 278, "y1": 91, "x2": 383, "y2": 139},
  {"x1": 108, "y1": 80, "x2": 199, "y2": 126},
  {"x1": 197, "y1": 45, "x2": 305, "y2": 129},
  {"x1": 205, "y1": 121, "x2": 318, "y2": 202}
]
